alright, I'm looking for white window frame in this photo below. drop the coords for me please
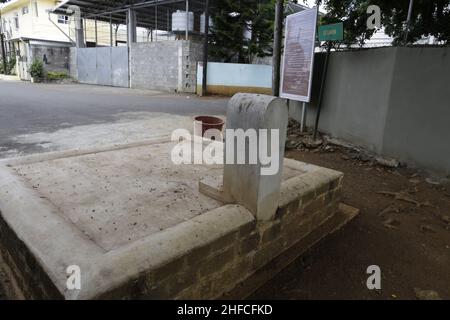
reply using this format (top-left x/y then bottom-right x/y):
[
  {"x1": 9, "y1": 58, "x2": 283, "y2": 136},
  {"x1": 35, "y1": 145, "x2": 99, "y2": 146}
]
[
  {"x1": 22, "y1": 6, "x2": 29, "y2": 15},
  {"x1": 58, "y1": 15, "x2": 69, "y2": 25}
]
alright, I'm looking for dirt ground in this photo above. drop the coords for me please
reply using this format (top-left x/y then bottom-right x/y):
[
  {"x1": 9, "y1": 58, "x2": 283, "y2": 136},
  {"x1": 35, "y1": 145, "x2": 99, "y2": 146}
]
[
  {"x1": 1, "y1": 138, "x2": 449, "y2": 300},
  {"x1": 250, "y1": 144, "x2": 450, "y2": 300}
]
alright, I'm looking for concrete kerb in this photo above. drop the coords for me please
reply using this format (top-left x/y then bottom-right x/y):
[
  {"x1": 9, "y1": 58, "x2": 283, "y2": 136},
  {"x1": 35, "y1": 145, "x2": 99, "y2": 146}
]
[
  {"x1": 79, "y1": 205, "x2": 255, "y2": 300},
  {"x1": 0, "y1": 162, "x2": 105, "y2": 299},
  {"x1": 0, "y1": 75, "x2": 20, "y2": 82},
  {"x1": 0, "y1": 136, "x2": 173, "y2": 167}
]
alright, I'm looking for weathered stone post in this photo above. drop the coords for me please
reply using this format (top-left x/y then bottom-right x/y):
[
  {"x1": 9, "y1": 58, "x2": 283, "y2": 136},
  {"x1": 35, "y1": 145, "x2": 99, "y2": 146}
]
[{"x1": 223, "y1": 93, "x2": 289, "y2": 221}]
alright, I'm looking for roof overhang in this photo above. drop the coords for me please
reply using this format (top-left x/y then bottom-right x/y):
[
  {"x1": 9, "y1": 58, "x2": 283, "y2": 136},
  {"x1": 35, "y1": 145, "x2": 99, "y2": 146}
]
[
  {"x1": 53, "y1": 0, "x2": 209, "y2": 31},
  {"x1": 1, "y1": 0, "x2": 29, "y2": 13}
]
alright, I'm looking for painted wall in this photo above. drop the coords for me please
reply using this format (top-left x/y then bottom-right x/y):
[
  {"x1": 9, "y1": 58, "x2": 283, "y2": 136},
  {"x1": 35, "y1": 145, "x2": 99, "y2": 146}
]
[
  {"x1": 197, "y1": 62, "x2": 273, "y2": 96},
  {"x1": 297, "y1": 47, "x2": 450, "y2": 177},
  {"x1": 1, "y1": 0, "x2": 71, "y2": 43}
]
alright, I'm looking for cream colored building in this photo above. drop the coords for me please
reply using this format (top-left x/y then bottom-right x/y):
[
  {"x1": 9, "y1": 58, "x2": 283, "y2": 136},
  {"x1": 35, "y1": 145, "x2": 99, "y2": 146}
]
[
  {"x1": 0, "y1": 0, "x2": 150, "y2": 79},
  {"x1": 1, "y1": 0, "x2": 71, "y2": 43}
]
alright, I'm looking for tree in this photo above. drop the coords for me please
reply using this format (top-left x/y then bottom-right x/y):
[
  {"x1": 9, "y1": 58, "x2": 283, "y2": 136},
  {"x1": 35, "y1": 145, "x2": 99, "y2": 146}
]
[
  {"x1": 320, "y1": 0, "x2": 377, "y2": 47},
  {"x1": 373, "y1": 0, "x2": 450, "y2": 45},
  {"x1": 209, "y1": 0, "x2": 277, "y2": 63},
  {"x1": 321, "y1": 0, "x2": 450, "y2": 46}
]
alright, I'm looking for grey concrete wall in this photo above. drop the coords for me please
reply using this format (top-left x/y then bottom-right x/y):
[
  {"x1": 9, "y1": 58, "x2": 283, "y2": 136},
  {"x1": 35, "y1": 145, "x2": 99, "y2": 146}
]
[
  {"x1": 383, "y1": 47, "x2": 450, "y2": 176},
  {"x1": 30, "y1": 45, "x2": 71, "y2": 73},
  {"x1": 185, "y1": 41, "x2": 204, "y2": 93},
  {"x1": 69, "y1": 41, "x2": 202, "y2": 92},
  {"x1": 304, "y1": 48, "x2": 397, "y2": 153},
  {"x1": 129, "y1": 41, "x2": 202, "y2": 93},
  {"x1": 297, "y1": 47, "x2": 450, "y2": 177}
]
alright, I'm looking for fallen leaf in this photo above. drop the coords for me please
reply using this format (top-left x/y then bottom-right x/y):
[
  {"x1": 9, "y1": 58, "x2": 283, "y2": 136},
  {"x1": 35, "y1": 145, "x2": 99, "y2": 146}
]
[
  {"x1": 441, "y1": 215, "x2": 450, "y2": 224},
  {"x1": 419, "y1": 224, "x2": 435, "y2": 233},
  {"x1": 377, "y1": 191, "x2": 433, "y2": 208},
  {"x1": 384, "y1": 217, "x2": 400, "y2": 229},
  {"x1": 414, "y1": 288, "x2": 441, "y2": 300},
  {"x1": 378, "y1": 204, "x2": 400, "y2": 217}
]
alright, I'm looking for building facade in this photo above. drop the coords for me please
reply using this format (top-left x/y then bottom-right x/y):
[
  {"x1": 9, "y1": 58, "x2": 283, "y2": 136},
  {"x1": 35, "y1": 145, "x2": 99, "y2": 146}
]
[
  {"x1": 0, "y1": 0, "x2": 73, "y2": 79},
  {"x1": 0, "y1": 0, "x2": 149, "y2": 80}
]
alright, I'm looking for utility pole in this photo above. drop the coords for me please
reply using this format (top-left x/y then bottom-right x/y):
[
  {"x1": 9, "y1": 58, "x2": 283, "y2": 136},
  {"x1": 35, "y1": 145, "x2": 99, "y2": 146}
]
[
  {"x1": 0, "y1": 12, "x2": 7, "y2": 75},
  {"x1": 185, "y1": 0, "x2": 189, "y2": 40},
  {"x1": 202, "y1": 0, "x2": 210, "y2": 96},
  {"x1": 404, "y1": 0, "x2": 414, "y2": 44},
  {"x1": 1, "y1": 32, "x2": 7, "y2": 75},
  {"x1": 110, "y1": 14, "x2": 113, "y2": 46},
  {"x1": 272, "y1": 0, "x2": 284, "y2": 97}
]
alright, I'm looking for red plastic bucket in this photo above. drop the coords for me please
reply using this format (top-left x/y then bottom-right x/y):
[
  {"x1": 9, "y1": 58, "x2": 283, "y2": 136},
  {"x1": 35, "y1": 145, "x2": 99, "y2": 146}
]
[{"x1": 194, "y1": 116, "x2": 224, "y2": 138}]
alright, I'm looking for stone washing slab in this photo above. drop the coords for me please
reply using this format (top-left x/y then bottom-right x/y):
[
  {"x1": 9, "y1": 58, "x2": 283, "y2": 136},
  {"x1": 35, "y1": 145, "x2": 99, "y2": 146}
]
[{"x1": 0, "y1": 139, "x2": 353, "y2": 299}]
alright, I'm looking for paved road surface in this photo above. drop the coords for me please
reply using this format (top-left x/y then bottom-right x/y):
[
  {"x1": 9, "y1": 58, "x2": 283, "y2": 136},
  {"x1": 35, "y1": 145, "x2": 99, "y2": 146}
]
[{"x1": 0, "y1": 80, "x2": 228, "y2": 157}]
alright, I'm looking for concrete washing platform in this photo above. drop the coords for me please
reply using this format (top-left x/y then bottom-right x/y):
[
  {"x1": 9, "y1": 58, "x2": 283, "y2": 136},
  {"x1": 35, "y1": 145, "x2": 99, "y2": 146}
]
[
  {"x1": 0, "y1": 139, "x2": 357, "y2": 300},
  {"x1": 0, "y1": 94, "x2": 358, "y2": 300}
]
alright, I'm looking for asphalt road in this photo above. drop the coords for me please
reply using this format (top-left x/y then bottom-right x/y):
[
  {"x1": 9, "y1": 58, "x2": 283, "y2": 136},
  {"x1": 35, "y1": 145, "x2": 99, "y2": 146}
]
[{"x1": 0, "y1": 80, "x2": 228, "y2": 157}]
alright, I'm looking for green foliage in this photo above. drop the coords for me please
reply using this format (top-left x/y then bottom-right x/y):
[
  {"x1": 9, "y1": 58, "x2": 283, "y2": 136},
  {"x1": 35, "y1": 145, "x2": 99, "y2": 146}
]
[
  {"x1": 372, "y1": 0, "x2": 450, "y2": 45},
  {"x1": 0, "y1": 56, "x2": 16, "y2": 75},
  {"x1": 321, "y1": 0, "x2": 377, "y2": 47},
  {"x1": 322, "y1": 0, "x2": 450, "y2": 46},
  {"x1": 210, "y1": 0, "x2": 277, "y2": 63},
  {"x1": 29, "y1": 60, "x2": 45, "y2": 79},
  {"x1": 46, "y1": 71, "x2": 68, "y2": 81}
]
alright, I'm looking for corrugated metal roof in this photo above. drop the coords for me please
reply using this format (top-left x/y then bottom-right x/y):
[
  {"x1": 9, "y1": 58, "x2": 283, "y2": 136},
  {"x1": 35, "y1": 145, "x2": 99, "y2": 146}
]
[{"x1": 53, "y1": 0, "x2": 208, "y2": 30}]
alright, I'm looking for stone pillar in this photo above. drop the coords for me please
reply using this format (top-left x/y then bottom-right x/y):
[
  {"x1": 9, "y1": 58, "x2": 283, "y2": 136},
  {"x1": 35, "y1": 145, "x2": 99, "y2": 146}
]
[
  {"x1": 223, "y1": 93, "x2": 289, "y2": 221},
  {"x1": 127, "y1": 9, "x2": 137, "y2": 45}
]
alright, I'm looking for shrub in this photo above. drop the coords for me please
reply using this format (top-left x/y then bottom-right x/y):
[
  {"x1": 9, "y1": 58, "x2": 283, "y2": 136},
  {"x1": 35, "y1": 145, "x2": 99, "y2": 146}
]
[
  {"x1": 29, "y1": 60, "x2": 45, "y2": 80},
  {"x1": 46, "y1": 71, "x2": 68, "y2": 81},
  {"x1": 0, "y1": 57, "x2": 16, "y2": 75}
]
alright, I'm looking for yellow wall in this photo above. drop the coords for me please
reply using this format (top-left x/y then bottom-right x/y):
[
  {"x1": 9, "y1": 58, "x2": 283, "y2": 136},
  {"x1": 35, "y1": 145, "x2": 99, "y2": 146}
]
[{"x1": 1, "y1": 0, "x2": 71, "y2": 43}]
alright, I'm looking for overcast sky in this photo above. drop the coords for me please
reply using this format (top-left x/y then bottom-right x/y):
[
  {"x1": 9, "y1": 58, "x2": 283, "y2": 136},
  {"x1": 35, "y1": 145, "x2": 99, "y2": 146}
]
[{"x1": 303, "y1": 0, "x2": 328, "y2": 13}]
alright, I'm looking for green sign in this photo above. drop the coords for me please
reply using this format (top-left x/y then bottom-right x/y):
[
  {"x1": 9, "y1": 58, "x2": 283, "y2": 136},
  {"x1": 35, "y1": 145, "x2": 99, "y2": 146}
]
[{"x1": 319, "y1": 23, "x2": 344, "y2": 41}]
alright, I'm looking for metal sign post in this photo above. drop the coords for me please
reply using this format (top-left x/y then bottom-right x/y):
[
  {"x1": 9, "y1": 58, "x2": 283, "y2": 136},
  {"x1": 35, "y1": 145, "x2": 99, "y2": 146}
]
[
  {"x1": 301, "y1": 102, "x2": 307, "y2": 132},
  {"x1": 280, "y1": 7, "x2": 319, "y2": 133},
  {"x1": 313, "y1": 41, "x2": 331, "y2": 140},
  {"x1": 313, "y1": 22, "x2": 344, "y2": 140}
]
